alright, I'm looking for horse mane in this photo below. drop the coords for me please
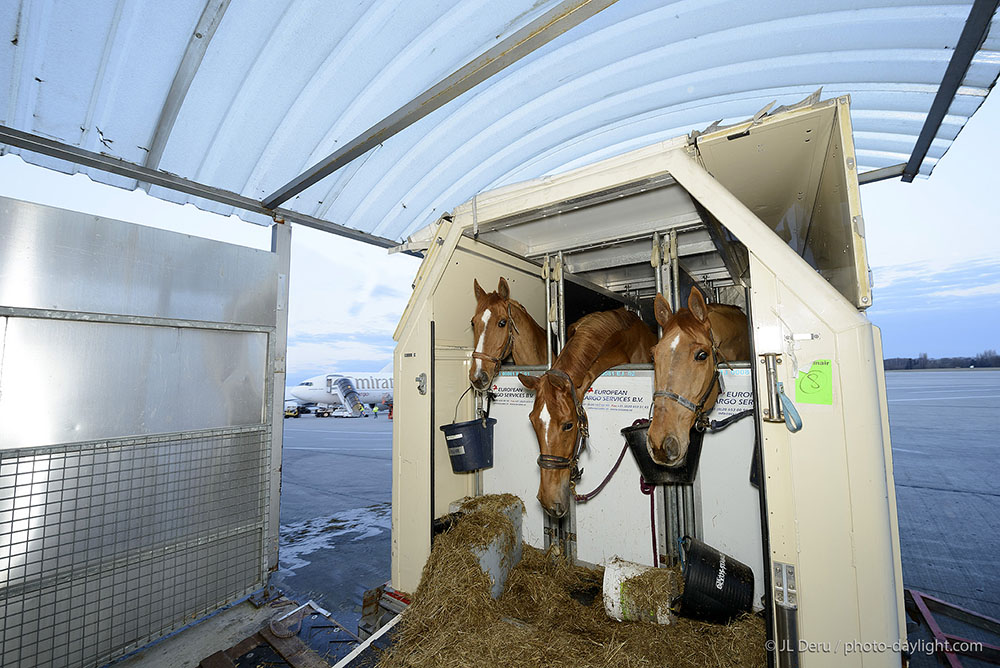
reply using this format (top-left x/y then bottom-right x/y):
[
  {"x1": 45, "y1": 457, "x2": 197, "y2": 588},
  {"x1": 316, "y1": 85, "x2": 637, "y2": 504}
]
[{"x1": 557, "y1": 308, "x2": 638, "y2": 374}]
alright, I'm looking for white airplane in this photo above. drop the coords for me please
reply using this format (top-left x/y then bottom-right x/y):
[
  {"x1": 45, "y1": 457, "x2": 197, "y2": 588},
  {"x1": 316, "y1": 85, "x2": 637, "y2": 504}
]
[{"x1": 290, "y1": 370, "x2": 393, "y2": 416}]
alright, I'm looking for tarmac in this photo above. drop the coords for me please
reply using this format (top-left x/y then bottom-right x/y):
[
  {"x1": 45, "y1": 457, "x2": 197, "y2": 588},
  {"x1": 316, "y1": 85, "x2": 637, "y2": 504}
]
[
  {"x1": 274, "y1": 369, "x2": 1000, "y2": 657},
  {"x1": 272, "y1": 414, "x2": 393, "y2": 632}
]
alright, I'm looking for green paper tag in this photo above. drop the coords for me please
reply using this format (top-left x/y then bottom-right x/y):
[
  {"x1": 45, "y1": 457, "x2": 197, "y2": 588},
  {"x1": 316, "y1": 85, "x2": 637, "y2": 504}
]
[{"x1": 796, "y1": 359, "x2": 833, "y2": 405}]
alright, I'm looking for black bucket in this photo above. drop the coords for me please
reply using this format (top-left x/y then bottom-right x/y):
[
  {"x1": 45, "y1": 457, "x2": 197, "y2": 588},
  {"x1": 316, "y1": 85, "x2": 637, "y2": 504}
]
[
  {"x1": 620, "y1": 420, "x2": 705, "y2": 484},
  {"x1": 440, "y1": 418, "x2": 496, "y2": 472},
  {"x1": 678, "y1": 537, "x2": 754, "y2": 623}
]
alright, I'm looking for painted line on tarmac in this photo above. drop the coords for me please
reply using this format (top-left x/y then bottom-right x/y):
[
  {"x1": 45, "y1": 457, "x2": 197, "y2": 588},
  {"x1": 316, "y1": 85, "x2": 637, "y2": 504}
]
[
  {"x1": 887, "y1": 395, "x2": 998, "y2": 402},
  {"x1": 892, "y1": 448, "x2": 926, "y2": 455},
  {"x1": 283, "y1": 429, "x2": 390, "y2": 436},
  {"x1": 284, "y1": 446, "x2": 392, "y2": 451},
  {"x1": 900, "y1": 388, "x2": 996, "y2": 394}
]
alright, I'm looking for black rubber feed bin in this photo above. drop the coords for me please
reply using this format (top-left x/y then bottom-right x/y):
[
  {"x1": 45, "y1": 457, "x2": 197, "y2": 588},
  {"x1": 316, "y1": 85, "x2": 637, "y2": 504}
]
[
  {"x1": 440, "y1": 418, "x2": 496, "y2": 472},
  {"x1": 620, "y1": 420, "x2": 705, "y2": 484},
  {"x1": 678, "y1": 537, "x2": 754, "y2": 623}
]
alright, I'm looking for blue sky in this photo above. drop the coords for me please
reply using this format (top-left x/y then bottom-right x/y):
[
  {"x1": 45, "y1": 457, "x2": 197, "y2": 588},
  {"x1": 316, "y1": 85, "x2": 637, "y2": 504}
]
[
  {"x1": 859, "y1": 88, "x2": 1000, "y2": 358},
  {"x1": 1, "y1": 90, "x2": 997, "y2": 374}
]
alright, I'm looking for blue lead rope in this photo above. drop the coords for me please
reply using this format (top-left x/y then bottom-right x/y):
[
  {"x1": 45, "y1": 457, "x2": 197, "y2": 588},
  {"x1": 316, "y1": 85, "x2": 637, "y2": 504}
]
[{"x1": 776, "y1": 382, "x2": 803, "y2": 433}]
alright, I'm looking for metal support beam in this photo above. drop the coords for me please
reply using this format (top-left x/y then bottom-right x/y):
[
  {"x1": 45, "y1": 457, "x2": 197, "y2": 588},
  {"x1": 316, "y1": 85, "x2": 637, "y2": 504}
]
[
  {"x1": 261, "y1": 0, "x2": 619, "y2": 210},
  {"x1": 0, "y1": 124, "x2": 400, "y2": 249},
  {"x1": 143, "y1": 0, "x2": 231, "y2": 174},
  {"x1": 858, "y1": 163, "x2": 906, "y2": 185},
  {"x1": 902, "y1": 0, "x2": 999, "y2": 182}
]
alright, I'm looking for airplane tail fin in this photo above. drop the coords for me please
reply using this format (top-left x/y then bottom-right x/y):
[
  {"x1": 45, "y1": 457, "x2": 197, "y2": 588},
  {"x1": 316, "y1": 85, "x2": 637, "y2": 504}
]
[{"x1": 379, "y1": 361, "x2": 393, "y2": 374}]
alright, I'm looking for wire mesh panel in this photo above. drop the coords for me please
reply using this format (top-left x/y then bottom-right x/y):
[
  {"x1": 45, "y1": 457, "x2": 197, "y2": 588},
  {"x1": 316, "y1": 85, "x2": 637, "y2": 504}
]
[
  {"x1": 0, "y1": 426, "x2": 270, "y2": 668},
  {"x1": 0, "y1": 198, "x2": 285, "y2": 667}
]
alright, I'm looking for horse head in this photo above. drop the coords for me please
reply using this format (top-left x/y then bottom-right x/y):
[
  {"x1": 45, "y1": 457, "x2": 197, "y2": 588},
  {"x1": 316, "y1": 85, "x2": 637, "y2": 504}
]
[
  {"x1": 518, "y1": 371, "x2": 585, "y2": 518},
  {"x1": 470, "y1": 277, "x2": 515, "y2": 391},
  {"x1": 648, "y1": 289, "x2": 718, "y2": 467}
]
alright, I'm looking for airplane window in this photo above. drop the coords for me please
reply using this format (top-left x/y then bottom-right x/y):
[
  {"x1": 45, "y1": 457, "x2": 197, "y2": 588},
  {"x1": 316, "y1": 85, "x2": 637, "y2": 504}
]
[{"x1": 298, "y1": 381, "x2": 313, "y2": 386}]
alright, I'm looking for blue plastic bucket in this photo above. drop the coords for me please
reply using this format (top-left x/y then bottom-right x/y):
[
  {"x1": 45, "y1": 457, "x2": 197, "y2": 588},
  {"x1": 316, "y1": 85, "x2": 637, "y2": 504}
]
[{"x1": 440, "y1": 418, "x2": 496, "y2": 472}]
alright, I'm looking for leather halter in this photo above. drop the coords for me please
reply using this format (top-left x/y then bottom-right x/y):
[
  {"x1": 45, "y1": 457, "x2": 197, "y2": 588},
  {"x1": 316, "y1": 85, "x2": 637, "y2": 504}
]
[
  {"x1": 471, "y1": 302, "x2": 519, "y2": 377},
  {"x1": 652, "y1": 343, "x2": 721, "y2": 432},
  {"x1": 535, "y1": 368, "x2": 589, "y2": 484}
]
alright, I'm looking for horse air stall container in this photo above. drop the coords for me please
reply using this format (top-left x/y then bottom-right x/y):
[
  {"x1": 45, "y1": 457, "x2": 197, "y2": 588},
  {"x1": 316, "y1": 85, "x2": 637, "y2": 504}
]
[
  {"x1": 392, "y1": 95, "x2": 905, "y2": 666},
  {"x1": 0, "y1": 199, "x2": 290, "y2": 668}
]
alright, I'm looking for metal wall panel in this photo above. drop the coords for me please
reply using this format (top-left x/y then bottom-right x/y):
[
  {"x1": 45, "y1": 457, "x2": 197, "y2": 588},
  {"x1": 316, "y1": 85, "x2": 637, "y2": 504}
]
[
  {"x1": 0, "y1": 428, "x2": 269, "y2": 668},
  {"x1": 0, "y1": 201, "x2": 284, "y2": 668},
  {"x1": 0, "y1": 318, "x2": 267, "y2": 449},
  {"x1": 0, "y1": 197, "x2": 278, "y2": 326}
]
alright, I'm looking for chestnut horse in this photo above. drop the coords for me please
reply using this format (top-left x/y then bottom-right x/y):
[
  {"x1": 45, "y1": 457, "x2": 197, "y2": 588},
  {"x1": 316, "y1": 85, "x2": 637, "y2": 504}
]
[
  {"x1": 647, "y1": 289, "x2": 750, "y2": 467},
  {"x1": 519, "y1": 308, "x2": 656, "y2": 518},
  {"x1": 470, "y1": 278, "x2": 547, "y2": 391}
]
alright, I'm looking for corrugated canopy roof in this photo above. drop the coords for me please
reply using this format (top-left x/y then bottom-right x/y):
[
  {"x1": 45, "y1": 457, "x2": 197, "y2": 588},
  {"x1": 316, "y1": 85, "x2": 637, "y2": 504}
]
[{"x1": 1, "y1": 0, "x2": 998, "y2": 246}]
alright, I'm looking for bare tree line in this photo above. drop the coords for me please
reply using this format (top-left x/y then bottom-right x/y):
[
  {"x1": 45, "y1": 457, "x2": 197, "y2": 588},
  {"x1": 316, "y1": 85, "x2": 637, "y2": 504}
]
[{"x1": 884, "y1": 349, "x2": 999, "y2": 370}]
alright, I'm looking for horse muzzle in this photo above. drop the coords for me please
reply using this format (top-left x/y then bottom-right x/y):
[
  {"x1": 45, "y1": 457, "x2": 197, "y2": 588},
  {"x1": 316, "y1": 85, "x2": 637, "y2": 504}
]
[
  {"x1": 647, "y1": 433, "x2": 685, "y2": 467},
  {"x1": 470, "y1": 370, "x2": 491, "y2": 391}
]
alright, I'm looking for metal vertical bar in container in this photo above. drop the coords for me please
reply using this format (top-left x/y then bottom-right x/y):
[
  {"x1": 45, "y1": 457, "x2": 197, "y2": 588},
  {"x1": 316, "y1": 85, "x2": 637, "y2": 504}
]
[
  {"x1": 670, "y1": 229, "x2": 680, "y2": 308},
  {"x1": 683, "y1": 483, "x2": 697, "y2": 541},
  {"x1": 544, "y1": 255, "x2": 552, "y2": 367},
  {"x1": 665, "y1": 485, "x2": 678, "y2": 566},
  {"x1": 652, "y1": 232, "x2": 663, "y2": 337},
  {"x1": 662, "y1": 238, "x2": 673, "y2": 309},
  {"x1": 267, "y1": 221, "x2": 292, "y2": 571},
  {"x1": 557, "y1": 251, "x2": 566, "y2": 351}
]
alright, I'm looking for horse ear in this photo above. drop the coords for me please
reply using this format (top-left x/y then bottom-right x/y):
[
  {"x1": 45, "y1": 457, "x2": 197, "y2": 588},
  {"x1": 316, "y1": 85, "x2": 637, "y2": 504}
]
[
  {"x1": 518, "y1": 374, "x2": 539, "y2": 391},
  {"x1": 497, "y1": 277, "x2": 510, "y2": 300},
  {"x1": 654, "y1": 293, "x2": 673, "y2": 328},
  {"x1": 545, "y1": 374, "x2": 568, "y2": 394},
  {"x1": 473, "y1": 279, "x2": 487, "y2": 302},
  {"x1": 688, "y1": 288, "x2": 708, "y2": 322}
]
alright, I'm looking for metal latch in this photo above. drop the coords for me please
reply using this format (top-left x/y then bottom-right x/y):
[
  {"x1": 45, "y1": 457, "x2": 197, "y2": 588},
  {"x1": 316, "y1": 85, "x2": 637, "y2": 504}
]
[
  {"x1": 415, "y1": 373, "x2": 427, "y2": 395},
  {"x1": 760, "y1": 354, "x2": 802, "y2": 432}
]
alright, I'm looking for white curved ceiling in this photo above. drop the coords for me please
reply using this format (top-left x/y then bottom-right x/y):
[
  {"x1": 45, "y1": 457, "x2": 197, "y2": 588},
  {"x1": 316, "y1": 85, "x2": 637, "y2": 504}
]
[{"x1": 2, "y1": 0, "x2": 998, "y2": 244}]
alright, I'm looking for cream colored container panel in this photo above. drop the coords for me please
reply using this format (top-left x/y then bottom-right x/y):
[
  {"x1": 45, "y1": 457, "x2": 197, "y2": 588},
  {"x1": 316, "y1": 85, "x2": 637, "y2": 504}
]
[
  {"x1": 696, "y1": 98, "x2": 871, "y2": 309},
  {"x1": 392, "y1": 300, "x2": 433, "y2": 593},
  {"x1": 663, "y1": 148, "x2": 902, "y2": 665},
  {"x1": 392, "y1": 219, "x2": 545, "y2": 594}
]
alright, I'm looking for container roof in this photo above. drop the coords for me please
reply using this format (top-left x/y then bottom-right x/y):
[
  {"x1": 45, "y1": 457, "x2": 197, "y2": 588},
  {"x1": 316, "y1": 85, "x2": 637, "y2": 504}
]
[{"x1": 1, "y1": 0, "x2": 997, "y2": 246}]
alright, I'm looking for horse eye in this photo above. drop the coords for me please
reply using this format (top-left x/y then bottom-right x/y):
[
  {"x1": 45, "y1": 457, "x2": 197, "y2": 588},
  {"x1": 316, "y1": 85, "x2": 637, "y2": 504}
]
[
  {"x1": 695, "y1": 350, "x2": 709, "y2": 361},
  {"x1": 497, "y1": 319, "x2": 507, "y2": 328},
  {"x1": 562, "y1": 422, "x2": 574, "y2": 431}
]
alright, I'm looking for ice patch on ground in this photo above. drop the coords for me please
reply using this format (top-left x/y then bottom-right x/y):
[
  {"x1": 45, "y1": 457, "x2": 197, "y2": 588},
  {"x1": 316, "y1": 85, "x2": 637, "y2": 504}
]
[{"x1": 278, "y1": 502, "x2": 391, "y2": 575}]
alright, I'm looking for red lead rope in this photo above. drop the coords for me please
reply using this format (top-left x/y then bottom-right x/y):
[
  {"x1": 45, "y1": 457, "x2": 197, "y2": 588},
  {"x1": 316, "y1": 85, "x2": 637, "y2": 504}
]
[
  {"x1": 573, "y1": 441, "x2": 630, "y2": 503},
  {"x1": 573, "y1": 424, "x2": 659, "y2": 567}
]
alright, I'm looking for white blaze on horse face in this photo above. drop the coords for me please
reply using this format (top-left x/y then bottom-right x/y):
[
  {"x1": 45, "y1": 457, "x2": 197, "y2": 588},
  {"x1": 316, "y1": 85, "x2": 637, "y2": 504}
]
[
  {"x1": 474, "y1": 309, "x2": 491, "y2": 375},
  {"x1": 538, "y1": 401, "x2": 552, "y2": 441},
  {"x1": 669, "y1": 334, "x2": 681, "y2": 352}
]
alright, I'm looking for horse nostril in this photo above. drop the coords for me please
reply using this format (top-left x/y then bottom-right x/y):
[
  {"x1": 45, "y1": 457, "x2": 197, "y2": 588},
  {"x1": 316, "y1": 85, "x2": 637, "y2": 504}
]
[{"x1": 550, "y1": 502, "x2": 564, "y2": 517}]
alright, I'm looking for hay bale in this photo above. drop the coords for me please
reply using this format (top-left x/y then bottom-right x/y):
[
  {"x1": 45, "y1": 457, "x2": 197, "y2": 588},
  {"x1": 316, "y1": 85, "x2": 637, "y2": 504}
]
[
  {"x1": 378, "y1": 495, "x2": 765, "y2": 668},
  {"x1": 604, "y1": 557, "x2": 683, "y2": 624}
]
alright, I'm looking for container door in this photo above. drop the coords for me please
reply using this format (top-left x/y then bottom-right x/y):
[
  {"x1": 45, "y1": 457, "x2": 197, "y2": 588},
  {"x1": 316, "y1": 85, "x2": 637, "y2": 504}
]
[{"x1": 0, "y1": 197, "x2": 289, "y2": 668}]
